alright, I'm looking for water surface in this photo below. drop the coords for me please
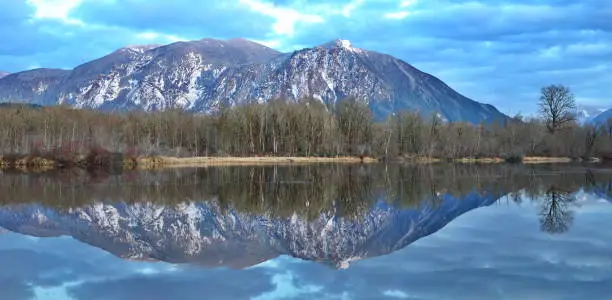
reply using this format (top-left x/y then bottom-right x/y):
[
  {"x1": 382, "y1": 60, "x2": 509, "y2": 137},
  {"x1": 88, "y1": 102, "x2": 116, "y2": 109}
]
[{"x1": 1, "y1": 164, "x2": 612, "y2": 299}]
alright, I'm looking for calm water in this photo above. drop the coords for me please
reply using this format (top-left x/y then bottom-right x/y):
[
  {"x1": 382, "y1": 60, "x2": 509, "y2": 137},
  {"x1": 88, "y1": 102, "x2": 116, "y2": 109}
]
[{"x1": 1, "y1": 164, "x2": 612, "y2": 300}]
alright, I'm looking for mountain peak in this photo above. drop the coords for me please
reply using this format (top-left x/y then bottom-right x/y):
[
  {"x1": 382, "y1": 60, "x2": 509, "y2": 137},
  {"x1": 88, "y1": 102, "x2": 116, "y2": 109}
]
[
  {"x1": 0, "y1": 71, "x2": 9, "y2": 79},
  {"x1": 117, "y1": 44, "x2": 162, "y2": 54},
  {"x1": 575, "y1": 104, "x2": 609, "y2": 124},
  {"x1": 591, "y1": 107, "x2": 612, "y2": 125},
  {"x1": 320, "y1": 39, "x2": 357, "y2": 50},
  {"x1": 0, "y1": 36, "x2": 507, "y2": 124}
]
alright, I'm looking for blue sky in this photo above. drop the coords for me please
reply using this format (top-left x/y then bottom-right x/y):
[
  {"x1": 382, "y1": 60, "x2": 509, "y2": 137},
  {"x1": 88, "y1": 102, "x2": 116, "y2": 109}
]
[{"x1": 0, "y1": 0, "x2": 611, "y2": 114}]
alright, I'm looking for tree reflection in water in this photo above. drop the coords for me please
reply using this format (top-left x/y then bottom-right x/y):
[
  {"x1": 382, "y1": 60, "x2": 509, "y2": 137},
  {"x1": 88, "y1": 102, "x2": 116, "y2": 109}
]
[
  {"x1": 0, "y1": 164, "x2": 611, "y2": 235},
  {"x1": 538, "y1": 188, "x2": 577, "y2": 234}
]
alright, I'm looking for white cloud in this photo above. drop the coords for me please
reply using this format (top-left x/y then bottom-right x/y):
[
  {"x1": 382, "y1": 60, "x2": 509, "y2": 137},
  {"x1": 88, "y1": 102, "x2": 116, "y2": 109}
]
[
  {"x1": 384, "y1": 11, "x2": 410, "y2": 19},
  {"x1": 383, "y1": 289, "x2": 410, "y2": 298},
  {"x1": 538, "y1": 45, "x2": 562, "y2": 58},
  {"x1": 400, "y1": 0, "x2": 418, "y2": 8},
  {"x1": 136, "y1": 31, "x2": 187, "y2": 43},
  {"x1": 238, "y1": 0, "x2": 324, "y2": 36},
  {"x1": 565, "y1": 42, "x2": 612, "y2": 56},
  {"x1": 341, "y1": 0, "x2": 364, "y2": 17},
  {"x1": 137, "y1": 32, "x2": 159, "y2": 40},
  {"x1": 26, "y1": 0, "x2": 84, "y2": 24}
]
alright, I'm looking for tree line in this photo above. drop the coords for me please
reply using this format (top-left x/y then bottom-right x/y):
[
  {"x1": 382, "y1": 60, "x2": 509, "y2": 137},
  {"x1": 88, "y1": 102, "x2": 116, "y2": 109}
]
[{"x1": 0, "y1": 85, "x2": 610, "y2": 162}]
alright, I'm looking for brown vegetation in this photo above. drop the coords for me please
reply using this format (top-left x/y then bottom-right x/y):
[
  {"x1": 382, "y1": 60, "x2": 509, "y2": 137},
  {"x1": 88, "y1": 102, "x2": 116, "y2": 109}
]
[
  {"x1": 137, "y1": 155, "x2": 378, "y2": 168},
  {"x1": 0, "y1": 93, "x2": 611, "y2": 169}
]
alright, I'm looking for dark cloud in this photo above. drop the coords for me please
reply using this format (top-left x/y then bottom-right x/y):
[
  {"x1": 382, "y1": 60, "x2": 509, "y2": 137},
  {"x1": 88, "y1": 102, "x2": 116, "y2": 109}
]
[{"x1": 0, "y1": 279, "x2": 33, "y2": 300}]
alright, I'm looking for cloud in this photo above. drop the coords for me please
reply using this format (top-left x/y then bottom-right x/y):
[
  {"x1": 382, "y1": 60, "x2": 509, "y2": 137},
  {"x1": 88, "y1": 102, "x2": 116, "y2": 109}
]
[
  {"x1": 280, "y1": 202, "x2": 612, "y2": 299},
  {"x1": 0, "y1": 279, "x2": 33, "y2": 300},
  {"x1": 238, "y1": 0, "x2": 324, "y2": 36},
  {"x1": 0, "y1": 232, "x2": 276, "y2": 300},
  {"x1": 26, "y1": 0, "x2": 85, "y2": 24},
  {"x1": 0, "y1": 0, "x2": 611, "y2": 113},
  {"x1": 383, "y1": 11, "x2": 410, "y2": 19},
  {"x1": 67, "y1": 269, "x2": 274, "y2": 300}
]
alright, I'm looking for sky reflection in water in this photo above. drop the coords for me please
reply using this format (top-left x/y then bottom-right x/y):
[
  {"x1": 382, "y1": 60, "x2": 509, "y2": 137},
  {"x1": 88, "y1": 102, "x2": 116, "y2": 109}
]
[{"x1": 1, "y1": 165, "x2": 611, "y2": 300}]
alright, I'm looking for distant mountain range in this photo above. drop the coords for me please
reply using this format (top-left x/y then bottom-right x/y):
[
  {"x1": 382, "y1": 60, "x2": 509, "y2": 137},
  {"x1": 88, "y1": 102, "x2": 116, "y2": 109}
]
[
  {"x1": 0, "y1": 71, "x2": 8, "y2": 79},
  {"x1": 572, "y1": 105, "x2": 612, "y2": 125},
  {"x1": 575, "y1": 105, "x2": 608, "y2": 124},
  {"x1": 591, "y1": 108, "x2": 612, "y2": 125},
  {"x1": 0, "y1": 38, "x2": 507, "y2": 124},
  {"x1": 0, "y1": 192, "x2": 499, "y2": 269}
]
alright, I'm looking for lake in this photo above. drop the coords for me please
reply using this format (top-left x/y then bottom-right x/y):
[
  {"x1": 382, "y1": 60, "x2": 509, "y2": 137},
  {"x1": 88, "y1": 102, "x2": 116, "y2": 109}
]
[{"x1": 1, "y1": 164, "x2": 612, "y2": 300}]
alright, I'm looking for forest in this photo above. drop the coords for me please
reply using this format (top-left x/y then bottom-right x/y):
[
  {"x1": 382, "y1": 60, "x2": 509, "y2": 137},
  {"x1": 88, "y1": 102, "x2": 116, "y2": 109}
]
[{"x1": 0, "y1": 85, "x2": 611, "y2": 168}]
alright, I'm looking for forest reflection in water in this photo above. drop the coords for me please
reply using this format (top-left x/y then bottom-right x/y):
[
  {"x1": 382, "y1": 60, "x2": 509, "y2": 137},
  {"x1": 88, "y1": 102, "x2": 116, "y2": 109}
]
[
  {"x1": 0, "y1": 164, "x2": 610, "y2": 235},
  {"x1": 2, "y1": 164, "x2": 612, "y2": 300}
]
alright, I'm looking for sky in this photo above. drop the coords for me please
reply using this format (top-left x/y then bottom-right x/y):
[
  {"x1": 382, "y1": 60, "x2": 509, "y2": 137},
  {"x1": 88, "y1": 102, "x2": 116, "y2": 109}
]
[
  {"x1": 0, "y1": 0, "x2": 611, "y2": 115},
  {"x1": 1, "y1": 196, "x2": 612, "y2": 299}
]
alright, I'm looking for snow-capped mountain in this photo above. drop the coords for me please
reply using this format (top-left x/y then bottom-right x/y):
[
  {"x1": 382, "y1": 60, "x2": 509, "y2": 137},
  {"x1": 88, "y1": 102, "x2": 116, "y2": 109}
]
[
  {"x1": 575, "y1": 105, "x2": 608, "y2": 124},
  {"x1": 591, "y1": 108, "x2": 612, "y2": 125},
  {"x1": 0, "y1": 191, "x2": 499, "y2": 269},
  {"x1": 0, "y1": 38, "x2": 506, "y2": 124}
]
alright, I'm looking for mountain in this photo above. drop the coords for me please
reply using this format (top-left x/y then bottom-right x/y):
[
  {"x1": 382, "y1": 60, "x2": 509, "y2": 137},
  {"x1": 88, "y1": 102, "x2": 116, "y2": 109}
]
[
  {"x1": 0, "y1": 68, "x2": 70, "y2": 105},
  {"x1": 0, "y1": 71, "x2": 8, "y2": 79},
  {"x1": 575, "y1": 105, "x2": 608, "y2": 124},
  {"x1": 0, "y1": 191, "x2": 499, "y2": 269},
  {"x1": 591, "y1": 108, "x2": 612, "y2": 125},
  {"x1": 0, "y1": 38, "x2": 507, "y2": 124}
]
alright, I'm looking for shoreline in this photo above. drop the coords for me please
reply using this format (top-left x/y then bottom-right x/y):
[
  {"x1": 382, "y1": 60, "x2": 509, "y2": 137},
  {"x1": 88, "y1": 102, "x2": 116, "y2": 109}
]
[
  {"x1": 395, "y1": 156, "x2": 576, "y2": 165},
  {"x1": 0, "y1": 155, "x2": 596, "y2": 171},
  {"x1": 136, "y1": 155, "x2": 584, "y2": 168},
  {"x1": 136, "y1": 156, "x2": 380, "y2": 168}
]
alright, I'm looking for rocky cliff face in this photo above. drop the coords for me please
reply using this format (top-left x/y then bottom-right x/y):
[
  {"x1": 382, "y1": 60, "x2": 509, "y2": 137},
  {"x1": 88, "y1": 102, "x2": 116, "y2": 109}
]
[
  {"x1": 0, "y1": 191, "x2": 499, "y2": 269},
  {"x1": 0, "y1": 38, "x2": 506, "y2": 124}
]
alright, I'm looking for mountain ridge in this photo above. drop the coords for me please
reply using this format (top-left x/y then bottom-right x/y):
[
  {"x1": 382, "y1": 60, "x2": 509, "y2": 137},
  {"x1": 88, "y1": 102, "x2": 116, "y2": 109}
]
[
  {"x1": 0, "y1": 38, "x2": 507, "y2": 124},
  {"x1": 591, "y1": 108, "x2": 612, "y2": 125}
]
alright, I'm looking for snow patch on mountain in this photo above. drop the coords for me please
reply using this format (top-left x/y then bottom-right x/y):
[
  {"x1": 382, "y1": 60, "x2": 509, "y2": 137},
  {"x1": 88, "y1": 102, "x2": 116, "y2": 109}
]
[
  {"x1": 0, "y1": 38, "x2": 506, "y2": 124},
  {"x1": 575, "y1": 105, "x2": 609, "y2": 124}
]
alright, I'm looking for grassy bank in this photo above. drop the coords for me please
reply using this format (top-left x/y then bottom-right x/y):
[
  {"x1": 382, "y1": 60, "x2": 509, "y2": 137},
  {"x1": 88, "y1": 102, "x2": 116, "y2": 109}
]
[
  {"x1": 137, "y1": 156, "x2": 379, "y2": 168},
  {"x1": 0, "y1": 153, "x2": 379, "y2": 171},
  {"x1": 0, "y1": 153, "x2": 596, "y2": 171}
]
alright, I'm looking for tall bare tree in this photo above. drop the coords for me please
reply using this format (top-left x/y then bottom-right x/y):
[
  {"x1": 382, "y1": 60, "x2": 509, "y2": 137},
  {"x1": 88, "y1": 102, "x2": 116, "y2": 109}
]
[{"x1": 538, "y1": 85, "x2": 576, "y2": 134}]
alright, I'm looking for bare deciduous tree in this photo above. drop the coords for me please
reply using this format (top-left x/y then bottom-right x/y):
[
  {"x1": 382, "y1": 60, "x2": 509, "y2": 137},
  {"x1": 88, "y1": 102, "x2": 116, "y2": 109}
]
[{"x1": 538, "y1": 85, "x2": 576, "y2": 134}]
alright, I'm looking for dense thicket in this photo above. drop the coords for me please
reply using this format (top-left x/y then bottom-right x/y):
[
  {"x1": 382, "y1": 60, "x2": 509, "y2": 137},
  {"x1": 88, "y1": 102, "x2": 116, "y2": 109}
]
[{"x1": 1, "y1": 98, "x2": 611, "y2": 159}]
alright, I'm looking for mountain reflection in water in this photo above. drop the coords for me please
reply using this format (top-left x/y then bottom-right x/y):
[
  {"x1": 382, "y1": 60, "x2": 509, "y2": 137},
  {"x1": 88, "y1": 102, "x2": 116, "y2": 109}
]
[{"x1": 1, "y1": 164, "x2": 610, "y2": 271}]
